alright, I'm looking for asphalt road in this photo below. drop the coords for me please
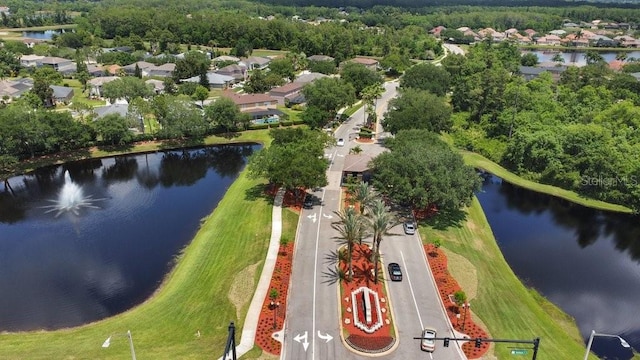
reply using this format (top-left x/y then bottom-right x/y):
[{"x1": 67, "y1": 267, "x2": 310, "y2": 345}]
[{"x1": 281, "y1": 81, "x2": 466, "y2": 360}]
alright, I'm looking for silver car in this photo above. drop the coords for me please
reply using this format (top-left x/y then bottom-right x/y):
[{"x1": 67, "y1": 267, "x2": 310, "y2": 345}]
[
  {"x1": 421, "y1": 328, "x2": 436, "y2": 352},
  {"x1": 403, "y1": 221, "x2": 416, "y2": 235}
]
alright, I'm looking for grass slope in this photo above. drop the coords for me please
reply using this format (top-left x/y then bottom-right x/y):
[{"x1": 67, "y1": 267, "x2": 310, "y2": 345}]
[
  {"x1": 422, "y1": 197, "x2": 596, "y2": 359},
  {"x1": 461, "y1": 150, "x2": 633, "y2": 213}
]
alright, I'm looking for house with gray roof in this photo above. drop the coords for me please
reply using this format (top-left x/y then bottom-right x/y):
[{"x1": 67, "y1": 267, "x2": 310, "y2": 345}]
[
  {"x1": 307, "y1": 55, "x2": 335, "y2": 62},
  {"x1": 122, "y1": 61, "x2": 154, "y2": 76},
  {"x1": 20, "y1": 54, "x2": 44, "y2": 68},
  {"x1": 182, "y1": 72, "x2": 234, "y2": 89},
  {"x1": 38, "y1": 57, "x2": 73, "y2": 71},
  {"x1": 215, "y1": 64, "x2": 247, "y2": 82},
  {"x1": 88, "y1": 76, "x2": 120, "y2": 98},
  {"x1": 93, "y1": 103, "x2": 130, "y2": 119},
  {"x1": 294, "y1": 72, "x2": 328, "y2": 83},
  {"x1": 0, "y1": 78, "x2": 33, "y2": 99},
  {"x1": 147, "y1": 63, "x2": 176, "y2": 77},
  {"x1": 50, "y1": 85, "x2": 74, "y2": 104},
  {"x1": 241, "y1": 56, "x2": 271, "y2": 71}
]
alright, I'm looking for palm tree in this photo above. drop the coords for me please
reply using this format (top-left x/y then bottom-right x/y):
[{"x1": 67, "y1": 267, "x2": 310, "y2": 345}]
[
  {"x1": 354, "y1": 181, "x2": 374, "y2": 216},
  {"x1": 367, "y1": 198, "x2": 398, "y2": 284},
  {"x1": 361, "y1": 83, "x2": 384, "y2": 128},
  {"x1": 332, "y1": 207, "x2": 368, "y2": 282}
]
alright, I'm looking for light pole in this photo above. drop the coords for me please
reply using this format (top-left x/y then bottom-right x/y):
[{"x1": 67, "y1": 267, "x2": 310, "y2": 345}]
[
  {"x1": 461, "y1": 302, "x2": 470, "y2": 333},
  {"x1": 102, "y1": 330, "x2": 137, "y2": 360},
  {"x1": 270, "y1": 301, "x2": 280, "y2": 329},
  {"x1": 583, "y1": 330, "x2": 630, "y2": 360}
]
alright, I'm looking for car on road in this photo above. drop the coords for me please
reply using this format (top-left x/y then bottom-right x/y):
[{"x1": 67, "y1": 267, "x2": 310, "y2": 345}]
[
  {"x1": 303, "y1": 194, "x2": 314, "y2": 209},
  {"x1": 387, "y1": 262, "x2": 402, "y2": 281},
  {"x1": 403, "y1": 221, "x2": 416, "y2": 235},
  {"x1": 420, "y1": 327, "x2": 437, "y2": 352},
  {"x1": 336, "y1": 138, "x2": 345, "y2": 147}
]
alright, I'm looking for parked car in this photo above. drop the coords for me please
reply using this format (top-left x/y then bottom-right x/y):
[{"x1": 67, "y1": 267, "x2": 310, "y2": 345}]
[
  {"x1": 336, "y1": 138, "x2": 345, "y2": 147},
  {"x1": 403, "y1": 221, "x2": 416, "y2": 235},
  {"x1": 303, "y1": 194, "x2": 314, "y2": 209},
  {"x1": 388, "y1": 262, "x2": 402, "y2": 281},
  {"x1": 420, "y1": 328, "x2": 437, "y2": 352}
]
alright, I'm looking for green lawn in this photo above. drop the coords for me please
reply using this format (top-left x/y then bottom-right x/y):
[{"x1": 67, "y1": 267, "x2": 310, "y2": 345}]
[
  {"x1": 421, "y1": 197, "x2": 597, "y2": 359},
  {"x1": 461, "y1": 150, "x2": 633, "y2": 213},
  {"x1": 0, "y1": 132, "x2": 277, "y2": 359},
  {"x1": 343, "y1": 101, "x2": 364, "y2": 118},
  {"x1": 277, "y1": 106, "x2": 303, "y2": 122}
]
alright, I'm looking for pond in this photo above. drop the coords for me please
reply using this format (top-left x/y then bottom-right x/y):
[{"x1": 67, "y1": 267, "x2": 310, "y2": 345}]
[
  {"x1": 22, "y1": 29, "x2": 66, "y2": 40},
  {"x1": 477, "y1": 174, "x2": 639, "y2": 359},
  {"x1": 524, "y1": 49, "x2": 640, "y2": 66},
  {"x1": 0, "y1": 144, "x2": 258, "y2": 331}
]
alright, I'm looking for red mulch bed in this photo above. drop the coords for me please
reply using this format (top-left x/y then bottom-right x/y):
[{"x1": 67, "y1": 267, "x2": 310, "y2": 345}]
[
  {"x1": 340, "y1": 243, "x2": 395, "y2": 353},
  {"x1": 254, "y1": 241, "x2": 294, "y2": 355},
  {"x1": 424, "y1": 243, "x2": 490, "y2": 359}
]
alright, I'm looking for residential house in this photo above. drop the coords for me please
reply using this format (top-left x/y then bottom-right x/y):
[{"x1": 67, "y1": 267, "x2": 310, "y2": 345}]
[
  {"x1": 608, "y1": 60, "x2": 625, "y2": 72},
  {"x1": 213, "y1": 55, "x2": 240, "y2": 63},
  {"x1": 50, "y1": 85, "x2": 74, "y2": 105},
  {"x1": 614, "y1": 35, "x2": 640, "y2": 48},
  {"x1": 57, "y1": 63, "x2": 77, "y2": 76},
  {"x1": 477, "y1": 28, "x2": 496, "y2": 39},
  {"x1": 563, "y1": 22, "x2": 580, "y2": 28},
  {"x1": 182, "y1": 72, "x2": 234, "y2": 89},
  {"x1": 307, "y1": 54, "x2": 335, "y2": 63},
  {"x1": 145, "y1": 79, "x2": 165, "y2": 94},
  {"x1": 590, "y1": 35, "x2": 617, "y2": 47},
  {"x1": 87, "y1": 64, "x2": 105, "y2": 77},
  {"x1": 122, "y1": 61, "x2": 154, "y2": 76},
  {"x1": 341, "y1": 153, "x2": 374, "y2": 185},
  {"x1": 147, "y1": 63, "x2": 176, "y2": 77},
  {"x1": 347, "y1": 57, "x2": 379, "y2": 71},
  {"x1": 269, "y1": 82, "x2": 305, "y2": 105},
  {"x1": 491, "y1": 32, "x2": 507, "y2": 42},
  {"x1": 93, "y1": 103, "x2": 130, "y2": 119},
  {"x1": 215, "y1": 64, "x2": 247, "y2": 83},
  {"x1": 221, "y1": 91, "x2": 279, "y2": 120},
  {"x1": 20, "y1": 54, "x2": 44, "y2": 68},
  {"x1": 524, "y1": 29, "x2": 537, "y2": 37},
  {"x1": 429, "y1": 26, "x2": 446, "y2": 37},
  {"x1": 38, "y1": 57, "x2": 73, "y2": 71},
  {"x1": 107, "y1": 64, "x2": 122, "y2": 76},
  {"x1": 88, "y1": 76, "x2": 120, "y2": 98},
  {"x1": 505, "y1": 28, "x2": 519, "y2": 37},
  {"x1": 241, "y1": 56, "x2": 271, "y2": 71},
  {"x1": 456, "y1": 26, "x2": 471, "y2": 32},
  {"x1": 549, "y1": 29, "x2": 567, "y2": 36},
  {"x1": 563, "y1": 33, "x2": 589, "y2": 47},
  {"x1": 294, "y1": 71, "x2": 327, "y2": 83},
  {"x1": 536, "y1": 35, "x2": 562, "y2": 46},
  {"x1": 0, "y1": 78, "x2": 33, "y2": 100}
]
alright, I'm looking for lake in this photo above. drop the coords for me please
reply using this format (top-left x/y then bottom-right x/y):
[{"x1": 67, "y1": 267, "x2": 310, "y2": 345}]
[
  {"x1": 477, "y1": 174, "x2": 639, "y2": 359},
  {"x1": 0, "y1": 144, "x2": 258, "y2": 331},
  {"x1": 22, "y1": 29, "x2": 66, "y2": 40},
  {"x1": 524, "y1": 49, "x2": 640, "y2": 66}
]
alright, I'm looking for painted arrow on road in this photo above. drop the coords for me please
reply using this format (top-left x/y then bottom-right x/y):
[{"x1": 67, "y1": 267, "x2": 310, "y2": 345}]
[
  {"x1": 317, "y1": 331, "x2": 333, "y2": 343},
  {"x1": 336, "y1": 154, "x2": 344, "y2": 157},
  {"x1": 294, "y1": 331, "x2": 309, "y2": 351},
  {"x1": 307, "y1": 213, "x2": 317, "y2": 223},
  {"x1": 322, "y1": 213, "x2": 333, "y2": 219}
]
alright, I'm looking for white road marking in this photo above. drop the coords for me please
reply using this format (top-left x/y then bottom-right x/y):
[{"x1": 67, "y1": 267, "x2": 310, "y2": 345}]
[
  {"x1": 317, "y1": 331, "x2": 333, "y2": 343},
  {"x1": 293, "y1": 331, "x2": 309, "y2": 351},
  {"x1": 401, "y1": 251, "x2": 424, "y2": 330},
  {"x1": 312, "y1": 188, "x2": 327, "y2": 359}
]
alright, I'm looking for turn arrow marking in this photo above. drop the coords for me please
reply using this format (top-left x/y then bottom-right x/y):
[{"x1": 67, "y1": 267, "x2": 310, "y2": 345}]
[
  {"x1": 322, "y1": 213, "x2": 333, "y2": 219},
  {"x1": 293, "y1": 331, "x2": 309, "y2": 351},
  {"x1": 307, "y1": 213, "x2": 317, "y2": 223},
  {"x1": 317, "y1": 331, "x2": 333, "y2": 343}
]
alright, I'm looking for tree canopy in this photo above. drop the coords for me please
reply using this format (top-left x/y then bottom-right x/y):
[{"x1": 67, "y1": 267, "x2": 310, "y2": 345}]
[
  {"x1": 400, "y1": 63, "x2": 451, "y2": 97},
  {"x1": 382, "y1": 88, "x2": 452, "y2": 134}
]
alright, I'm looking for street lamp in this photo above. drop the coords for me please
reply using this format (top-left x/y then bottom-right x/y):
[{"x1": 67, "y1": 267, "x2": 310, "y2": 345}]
[
  {"x1": 270, "y1": 301, "x2": 280, "y2": 329},
  {"x1": 461, "y1": 302, "x2": 470, "y2": 333},
  {"x1": 102, "y1": 330, "x2": 137, "y2": 360},
  {"x1": 583, "y1": 330, "x2": 630, "y2": 360}
]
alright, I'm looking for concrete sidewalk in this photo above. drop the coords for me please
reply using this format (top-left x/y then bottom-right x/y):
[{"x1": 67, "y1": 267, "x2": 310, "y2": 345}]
[{"x1": 219, "y1": 188, "x2": 285, "y2": 360}]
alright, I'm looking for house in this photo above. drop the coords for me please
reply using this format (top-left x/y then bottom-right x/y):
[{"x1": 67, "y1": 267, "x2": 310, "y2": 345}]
[
  {"x1": 347, "y1": 57, "x2": 379, "y2": 71},
  {"x1": 608, "y1": 60, "x2": 625, "y2": 72},
  {"x1": 106, "y1": 64, "x2": 122, "y2": 76},
  {"x1": 145, "y1": 79, "x2": 165, "y2": 94},
  {"x1": 221, "y1": 91, "x2": 280, "y2": 121},
  {"x1": 294, "y1": 72, "x2": 328, "y2": 83},
  {"x1": 215, "y1": 64, "x2": 247, "y2": 82},
  {"x1": 341, "y1": 154, "x2": 374, "y2": 184},
  {"x1": 590, "y1": 35, "x2": 617, "y2": 47},
  {"x1": 147, "y1": 63, "x2": 176, "y2": 77},
  {"x1": 563, "y1": 22, "x2": 580, "y2": 28},
  {"x1": 562, "y1": 33, "x2": 589, "y2": 47},
  {"x1": 241, "y1": 56, "x2": 271, "y2": 71},
  {"x1": 88, "y1": 76, "x2": 120, "y2": 98},
  {"x1": 491, "y1": 32, "x2": 507, "y2": 42},
  {"x1": 87, "y1": 64, "x2": 105, "y2": 77},
  {"x1": 524, "y1": 29, "x2": 537, "y2": 37},
  {"x1": 213, "y1": 55, "x2": 240, "y2": 63},
  {"x1": 20, "y1": 54, "x2": 45, "y2": 68},
  {"x1": 549, "y1": 29, "x2": 567, "y2": 36},
  {"x1": 122, "y1": 61, "x2": 154, "y2": 76},
  {"x1": 307, "y1": 54, "x2": 335, "y2": 63},
  {"x1": 518, "y1": 66, "x2": 547, "y2": 81},
  {"x1": 38, "y1": 57, "x2": 73, "y2": 71},
  {"x1": 182, "y1": 72, "x2": 234, "y2": 89},
  {"x1": 269, "y1": 82, "x2": 305, "y2": 105},
  {"x1": 50, "y1": 85, "x2": 74, "y2": 105},
  {"x1": 614, "y1": 35, "x2": 640, "y2": 48},
  {"x1": 0, "y1": 78, "x2": 33, "y2": 99},
  {"x1": 93, "y1": 103, "x2": 130, "y2": 119},
  {"x1": 477, "y1": 28, "x2": 496, "y2": 39},
  {"x1": 57, "y1": 63, "x2": 77, "y2": 76},
  {"x1": 429, "y1": 26, "x2": 446, "y2": 37},
  {"x1": 536, "y1": 35, "x2": 562, "y2": 46},
  {"x1": 505, "y1": 28, "x2": 519, "y2": 37}
]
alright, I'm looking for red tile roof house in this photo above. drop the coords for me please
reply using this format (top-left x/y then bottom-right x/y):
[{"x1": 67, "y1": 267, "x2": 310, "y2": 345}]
[
  {"x1": 221, "y1": 92, "x2": 279, "y2": 120},
  {"x1": 268, "y1": 82, "x2": 305, "y2": 105}
]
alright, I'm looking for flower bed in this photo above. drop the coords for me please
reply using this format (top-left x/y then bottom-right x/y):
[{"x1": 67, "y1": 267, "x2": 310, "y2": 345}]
[{"x1": 424, "y1": 244, "x2": 490, "y2": 359}]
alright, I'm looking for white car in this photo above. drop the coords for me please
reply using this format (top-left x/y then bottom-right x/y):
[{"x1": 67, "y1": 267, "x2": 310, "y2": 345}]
[
  {"x1": 421, "y1": 328, "x2": 437, "y2": 352},
  {"x1": 336, "y1": 138, "x2": 345, "y2": 147},
  {"x1": 403, "y1": 221, "x2": 416, "y2": 235}
]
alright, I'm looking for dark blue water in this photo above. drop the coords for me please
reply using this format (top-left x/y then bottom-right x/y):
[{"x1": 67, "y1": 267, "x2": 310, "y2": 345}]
[
  {"x1": 477, "y1": 174, "x2": 639, "y2": 360},
  {"x1": 22, "y1": 29, "x2": 65, "y2": 40},
  {"x1": 525, "y1": 49, "x2": 640, "y2": 66},
  {"x1": 0, "y1": 145, "x2": 258, "y2": 331}
]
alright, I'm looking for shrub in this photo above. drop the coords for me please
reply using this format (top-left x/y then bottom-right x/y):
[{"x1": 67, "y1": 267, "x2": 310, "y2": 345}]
[{"x1": 249, "y1": 123, "x2": 270, "y2": 130}]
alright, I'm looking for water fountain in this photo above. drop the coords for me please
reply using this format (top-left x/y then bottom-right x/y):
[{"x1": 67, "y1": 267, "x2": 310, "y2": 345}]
[{"x1": 43, "y1": 170, "x2": 101, "y2": 217}]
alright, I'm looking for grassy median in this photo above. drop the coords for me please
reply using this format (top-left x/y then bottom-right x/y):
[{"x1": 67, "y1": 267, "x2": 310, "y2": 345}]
[{"x1": 421, "y1": 197, "x2": 596, "y2": 359}]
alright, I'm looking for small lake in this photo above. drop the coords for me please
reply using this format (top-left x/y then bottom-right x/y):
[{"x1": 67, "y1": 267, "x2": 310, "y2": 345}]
[
  {"x1": 525, "y1": 49, "x2": 640, "y2": 66},
  {"x1": 22, "y1": 29, "x2": 67, "y2": 40},
  {"x1": 0, "y1": 144, "x2": 258, "y2": 331},
  {"x1": 477, "y1": 174, "x2": 639, "y2": 360}
]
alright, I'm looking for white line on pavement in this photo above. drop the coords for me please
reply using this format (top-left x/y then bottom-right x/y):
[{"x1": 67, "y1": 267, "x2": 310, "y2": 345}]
[{"x1": 401, "y1": 250, "x2": 424, "y2": 330}]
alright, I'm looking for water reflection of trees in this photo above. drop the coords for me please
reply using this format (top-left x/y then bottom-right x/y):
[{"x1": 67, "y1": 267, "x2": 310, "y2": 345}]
[
  {"x1": 493, "y1": 176, "x2": 640, "y2": 262},
  {"x1": 102, "y1": 157, "x2": 139, "y2": 183}
]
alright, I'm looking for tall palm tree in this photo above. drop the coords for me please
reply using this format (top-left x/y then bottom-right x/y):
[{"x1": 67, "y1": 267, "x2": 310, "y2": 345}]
[
  {"x1": 367, "y1": 198, "x2": 398, "y2": 284},
  {"x1": 361, "y1": 83, "x2": 385, "y2": 128},
  {"x1": 332, "y1": 207, "x2": 368, "y2": 282},
  {"x1": 354, "y1": 181, "x2": 374, "y2": 217}
]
